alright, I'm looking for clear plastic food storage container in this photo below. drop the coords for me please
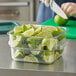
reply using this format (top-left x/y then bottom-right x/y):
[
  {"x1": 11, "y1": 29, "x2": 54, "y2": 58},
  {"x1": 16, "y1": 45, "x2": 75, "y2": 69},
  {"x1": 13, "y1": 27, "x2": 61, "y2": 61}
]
[{"x1": 8, "y1": 24, "x2": 66, "y2": 64}]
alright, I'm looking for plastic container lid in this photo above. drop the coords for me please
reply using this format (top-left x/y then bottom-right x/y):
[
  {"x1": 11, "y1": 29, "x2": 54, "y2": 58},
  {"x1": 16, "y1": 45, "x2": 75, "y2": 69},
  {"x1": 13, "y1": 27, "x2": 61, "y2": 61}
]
[{"x1": 0, "y1": 22, "x2": 20, "y2": 34}]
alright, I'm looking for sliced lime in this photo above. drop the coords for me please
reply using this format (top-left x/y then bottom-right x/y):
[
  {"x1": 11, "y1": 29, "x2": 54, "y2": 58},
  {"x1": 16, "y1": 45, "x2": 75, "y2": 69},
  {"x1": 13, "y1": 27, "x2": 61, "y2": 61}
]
[
  {"x1": 17, "y1": 49, "x2": 30, "y2": 55},
  {"x1": 57, "y1": 28, "x2": 66, "y2": 40},
  {"x1": 54, "y1": 52, "x2": 60, "y2": 59},
  {"x1": 36, "y1": 31, "x2": 53, "y2": 37},
  {"x1": 33, "y1": 26, "x2": 42, "y2": 35},
  {"x1": 41, "y1": 54, "x2": 54, "y2": 63},
  {"x1": 21, "y1": 24, "x2": 27, "y2": 31},
  {"x1": 11, "y1": 36, "x2": 27, "y2": 48},
  {"x1": 22, "y1": 28, "x2": 34, "y2": 36},
  {"x1": 42, "y1": 38, "x2": 58, "y2": 51},
  {"x1": 16, "y1": 36, "x2": 23, "y2": 41},
  {"x1": 27, "y1": 37, "x2": 42, "y2": 45},
  {"x1": 51, "y1": 27, "x2": 66, "y2": 40},
  {"x1": 53, "y1": 27, "x2": 63, "y2": 35},
  {"x1": 14, "y1": 26, "x2": 23, "y2": 35},
  {"x1": 26, "y1": 24, "x2": 33, "y2": 29},
  {"x1": 42, "y1": 26, "x2": 58, "y2": 32},
  {"x1": 15, "y1": 50, "x2": 25, "y2": 58},
  {"x1": 35, "y1": 26, "x2": 57, "y2": 38},
  {"x1": 28, "y1": 43, "x2": 42, "y2": 51},
  {"x1": 32, "y1": 25, "x2": 41, "y2": 29},
  {"x1": 28, "y1": 44, "x2": 42, "y2": 55},
  {"x1": 27, "y1": 37, "x2": 42, "y2": 50},
  {"x1": 24, "y1": 54, "x2": 38, "y2": 62},
  {"x1": 57, "y1": 27, "x2": 64, "y2": 32},
  {"x1": 11, "y1": 36, "x2": 23, "y2": 47},
  {"x1": 58, "y1": 33, "x2": 66, "y2": 41}
]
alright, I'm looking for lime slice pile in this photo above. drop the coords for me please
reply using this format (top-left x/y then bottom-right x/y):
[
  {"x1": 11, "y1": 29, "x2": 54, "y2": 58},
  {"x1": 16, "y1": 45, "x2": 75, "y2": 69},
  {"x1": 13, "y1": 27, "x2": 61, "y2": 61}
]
[
  {"x1": 24, "y1": 54, "x2": 38, "y2": 62},
  {"x1": 9, "y1": 24, "x2": 66, "y2": 64}
]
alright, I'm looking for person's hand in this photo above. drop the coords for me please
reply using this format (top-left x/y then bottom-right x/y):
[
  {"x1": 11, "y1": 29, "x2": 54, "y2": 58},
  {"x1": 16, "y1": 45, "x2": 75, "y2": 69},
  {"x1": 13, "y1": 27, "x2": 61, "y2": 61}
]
[
  {"x1": 61, "y1": 2, "x2": 76, "y2": 17},
  {"x1": 40, "y1": 0, "x2": 50, "y2": 5}
]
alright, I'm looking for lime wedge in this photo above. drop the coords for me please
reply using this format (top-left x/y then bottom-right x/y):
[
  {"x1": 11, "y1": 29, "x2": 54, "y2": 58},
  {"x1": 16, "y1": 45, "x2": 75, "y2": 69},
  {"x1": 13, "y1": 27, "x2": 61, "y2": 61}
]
[
  {"x1": 53, "y1": 27, "x2": 63, "y2": 35},
  {"x1": 42, "y1": 54, "x2": 54, "y2": 63},
  {"x1": 36, "y1": 26, "x2": 55, "y2": 38},
  {"x1": 27, "y1": 37, "x2": 42, "y2": 45},
  {"x1": 11, "y1": 36, "x2": 27, "y2": 48},
  {"x1": 16, "y1": 36, "x2": 23, "y2": 41},
  {"x1": 58, "y1": 33, "x2": 66, "y2": 41},
  {"x1": 32, "y1": 25, "x2": 41, "y2": 29},
  {"x1": 42, "y1": 38, "x2": 58, "y2": 51},
  {"x1": 14, "y1": 24, "x2": 28, "y2": 35},
  {"x1": 42, "y1": 26, "x2": 58, "y2": 32},
  {"x1": 33, "y1": 26, "x2": 42, "y2": 35},
  {"x1": 21, "y1": 24, "x2": 27, "y2": 31},
  {"x1": 57, "y1": 27, "x2": 66, "y2": 41},
  {"x1": 14, "y1": 26, "x2": 23, "y2": 35},
  {"x1": 15, "y1": 50, "x2": 25, "y2": 58},
  {"x1": 24, "y1": 54, "x2": 38, "y2": 62},
  {"x1": 27, "y1": 37, "x2": 42, "y2": 50},
  {"x1": 11, "y1": 36, "x2": 23, "y2": 47},
  {"x1": 36, "y1": 31, "x2": 53, "y2": 37},
  {"x1": 42, "y1": 38, "x2": 50, "y2": 49},
  {"x1": 18, "y1": 49, "x2": 30, "y2": 55},
  {"x1": 54, "y1": 52, "x2": 60, "y2": 59},
  {"x1": 26, "y1": 24, "x2": 33, "y2": 29},
  {"x1": 57, "y1": 27, "x2": 64, "y2": 32},
  {"x1": 52, "y1": 27, "x2": 66, "y2": 41},
  {"x1": 22, "y1": 28, "x2": 34, "y2": 36},
  {"x1": 28, "y1": 43, "x2": 42, "y2": 55}
]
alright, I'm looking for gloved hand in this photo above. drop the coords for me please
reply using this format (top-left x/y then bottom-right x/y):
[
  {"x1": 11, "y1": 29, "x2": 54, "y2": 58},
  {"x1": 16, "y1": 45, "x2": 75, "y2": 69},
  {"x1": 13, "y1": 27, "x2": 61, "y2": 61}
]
[{"x1": 61, "y1": 2, "x2": 76, "y2": 17}]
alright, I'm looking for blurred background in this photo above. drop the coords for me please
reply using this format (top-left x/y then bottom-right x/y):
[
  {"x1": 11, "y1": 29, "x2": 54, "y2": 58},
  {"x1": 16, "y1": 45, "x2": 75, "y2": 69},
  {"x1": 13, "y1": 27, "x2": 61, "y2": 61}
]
[{"x1": 0, "y1": 0, "x2": 39, "y2": 23}]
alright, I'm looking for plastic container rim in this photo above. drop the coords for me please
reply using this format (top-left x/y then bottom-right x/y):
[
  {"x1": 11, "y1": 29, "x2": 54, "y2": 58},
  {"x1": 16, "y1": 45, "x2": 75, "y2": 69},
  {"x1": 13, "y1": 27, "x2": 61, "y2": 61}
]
[{"x1": 7, "y1": 25, "x2": 67, "y2": 39}]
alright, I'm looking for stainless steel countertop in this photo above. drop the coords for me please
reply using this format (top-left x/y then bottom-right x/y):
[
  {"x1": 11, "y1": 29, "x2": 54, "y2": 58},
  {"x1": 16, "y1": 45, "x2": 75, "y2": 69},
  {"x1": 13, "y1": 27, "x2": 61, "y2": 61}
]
[{"x1": 0, "y1": 35, "x2": 76, "y2": 76}]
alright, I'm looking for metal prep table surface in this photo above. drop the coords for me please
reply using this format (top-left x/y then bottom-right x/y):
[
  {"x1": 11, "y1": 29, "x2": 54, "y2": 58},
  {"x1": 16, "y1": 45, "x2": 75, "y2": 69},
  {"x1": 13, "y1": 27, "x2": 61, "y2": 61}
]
[{"x1": 0, "y1": 35, "x2": 76, "y2": 76}]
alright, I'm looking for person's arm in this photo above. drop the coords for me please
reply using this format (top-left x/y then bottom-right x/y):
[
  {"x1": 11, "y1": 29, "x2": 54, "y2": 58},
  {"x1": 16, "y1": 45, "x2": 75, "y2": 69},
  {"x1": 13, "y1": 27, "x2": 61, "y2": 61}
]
[
  {"x1": 61, "y1": 3, "x2": 76, "y2": 17},
  {"x1": 40, "y1": 1, "x2": 76, "y2": 17}
]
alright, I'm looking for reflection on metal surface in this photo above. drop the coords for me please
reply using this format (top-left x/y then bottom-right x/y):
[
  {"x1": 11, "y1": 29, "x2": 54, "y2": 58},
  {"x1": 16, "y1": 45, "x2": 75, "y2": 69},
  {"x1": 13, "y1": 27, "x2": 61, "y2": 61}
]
[
  {"x1": 11, "y1": 57, "x2": 64, "y2": 71},
  {"x1": 63, "y1": 39, "x2": 76, "y2": 72}
]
